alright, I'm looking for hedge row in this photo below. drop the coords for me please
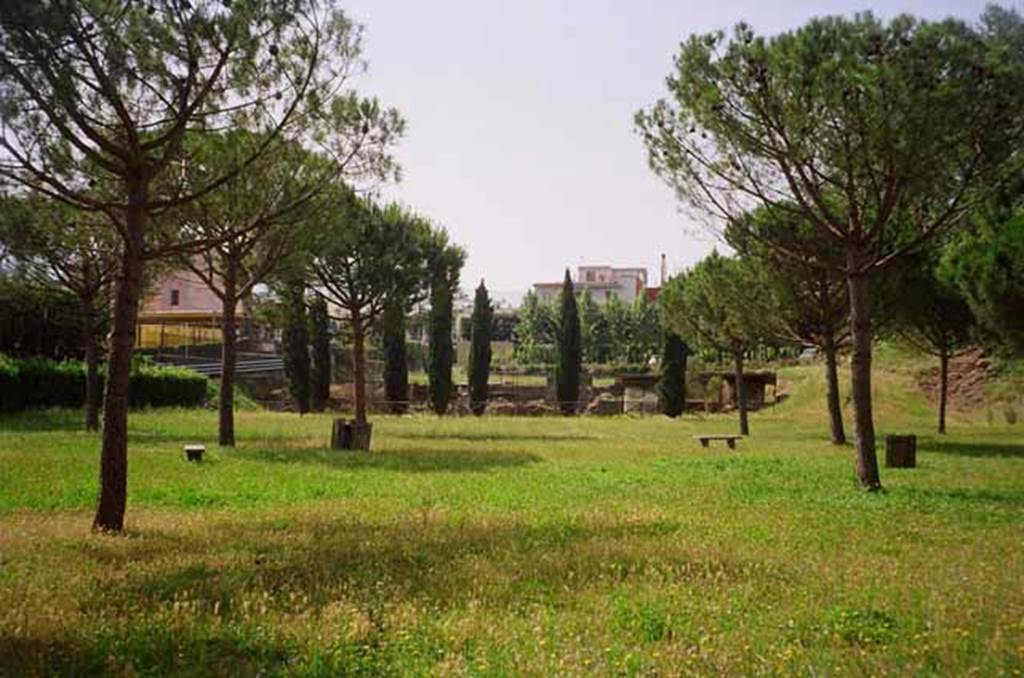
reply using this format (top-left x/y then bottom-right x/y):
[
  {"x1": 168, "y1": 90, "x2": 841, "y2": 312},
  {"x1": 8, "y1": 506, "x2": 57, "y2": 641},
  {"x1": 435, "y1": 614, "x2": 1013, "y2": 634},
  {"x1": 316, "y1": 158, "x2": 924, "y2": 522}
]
[{"x1": 0, "y1": 355, "x2": 208, "y2": 413}]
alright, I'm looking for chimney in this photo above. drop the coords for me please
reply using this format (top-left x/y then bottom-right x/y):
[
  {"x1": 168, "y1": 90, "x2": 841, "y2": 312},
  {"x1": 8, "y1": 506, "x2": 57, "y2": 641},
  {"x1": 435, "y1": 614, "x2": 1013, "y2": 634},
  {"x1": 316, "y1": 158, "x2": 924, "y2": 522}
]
[{"x1": 660, "y1": 253, "x2": 667, "y2": 285}]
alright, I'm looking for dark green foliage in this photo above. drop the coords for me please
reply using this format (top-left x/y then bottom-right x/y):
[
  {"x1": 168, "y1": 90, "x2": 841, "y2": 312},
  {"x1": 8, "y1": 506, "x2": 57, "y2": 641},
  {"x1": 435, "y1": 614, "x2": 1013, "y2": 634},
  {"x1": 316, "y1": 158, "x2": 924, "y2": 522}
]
[
  {"x1": 515, "y1": 287, "x2": 660, "y2": 367},
  {"x1": 660, "y1": 252, "x2": 769, "y2": 435},
  {"x1": 727, "y1": 204, "x2": 850, "y2": 444},
  {"x1": 428, "y1": 276, "x2": 455, "y2": 416},
  {"x1": 556, "y1": 270, "x2": 582, "y2": 415},
  {"x1": 382, "y1": 301, "x2": 410, "y2": 414},
  {"x1": 490, "y1": 312, "x2": 517, "y2": 342},
  {"x1": 0, "y1": 276, "x2": 92, "y2": 360},
  {"x1": 896, "y1": 256, "x2": 976, "y2": 358},
  {"x1": 308, "y1": 296, "x2": 331, "y2": 413},
  {"x1": 424, "y1": 238, "x2": 465, "y2": 417},
  {"x1": 313, "y1": 199, "x2": 454, "y2": 425},
  {"x1": 281, "y1": 281, "x2": 311, "y2": 414},
  {"x1": 468, "y1": 281, "x2": 493, "y2": 416},
  {"x1": 895, "y1": 253, "x2": 976, "y2": 433},
  {"x1": 578, "y1": 288, "x2": 610, "y2": 364},
  {"x1": 0, "y1": 355, "x2": 206, "y2": 413},
  {"x1": 0, "y1": 197, "x2": 116, "y2": 369},
  {"x1": 660, "y1": 252, "x2": 768, "y2": 356},
  {"x1": 127, "y1": 365, "x2": 210, "y2": 409},
  {"x1": 659, "y1": 333, "x2": 688, "y2": 417},
  {"x1": 514, "y1": 291, "x2": 556, "y2": 364},
  {"x1": 625, "y1": 293, "x2": 661, "y2": 364},
  {"x1": 637, "y1": 7, "x2": 1024, "y2": 489},
  {"x1": 942, "y1": 213, "x2": 1024, "y2": 356},
  {"x1": 603, "y1": 293, "x2": 630, "y2": 364},
  {"x1": 726, "y1": 205, "x2": 848, "y2": 348}
]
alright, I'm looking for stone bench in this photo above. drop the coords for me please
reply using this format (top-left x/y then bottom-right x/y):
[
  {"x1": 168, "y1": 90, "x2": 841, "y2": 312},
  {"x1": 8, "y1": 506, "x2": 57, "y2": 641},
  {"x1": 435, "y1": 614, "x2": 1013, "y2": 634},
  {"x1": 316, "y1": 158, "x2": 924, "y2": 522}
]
[{"x1": 695, "y1": 435, "x2": 742, "y2": 450}]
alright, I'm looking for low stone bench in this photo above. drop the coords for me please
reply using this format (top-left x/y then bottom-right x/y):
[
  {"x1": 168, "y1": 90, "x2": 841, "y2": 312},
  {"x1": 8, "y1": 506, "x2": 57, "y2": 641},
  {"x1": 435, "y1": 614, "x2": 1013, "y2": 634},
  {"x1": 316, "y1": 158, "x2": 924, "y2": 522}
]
[
  {"x1": 184, "y1": 444, "x2": 205, "y2": 462},
  {"x1": 695, "y1": 434, "x2": 742, "y2": 450}
]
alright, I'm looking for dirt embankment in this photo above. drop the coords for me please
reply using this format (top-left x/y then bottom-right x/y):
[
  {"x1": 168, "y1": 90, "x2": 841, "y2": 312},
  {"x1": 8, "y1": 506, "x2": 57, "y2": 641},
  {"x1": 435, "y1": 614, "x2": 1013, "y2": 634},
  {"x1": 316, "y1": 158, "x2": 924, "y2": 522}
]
[{"x1": 915, "y1": 348, "x2": 995, "y2": 411}]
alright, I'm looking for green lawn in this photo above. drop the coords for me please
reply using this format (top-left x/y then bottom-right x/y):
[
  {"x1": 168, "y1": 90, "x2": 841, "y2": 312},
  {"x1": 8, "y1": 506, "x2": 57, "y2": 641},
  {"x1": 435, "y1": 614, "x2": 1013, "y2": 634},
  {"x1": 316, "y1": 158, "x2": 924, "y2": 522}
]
[{"x1": 1, "y1": 365, "x2": 1022, "y2": 675}]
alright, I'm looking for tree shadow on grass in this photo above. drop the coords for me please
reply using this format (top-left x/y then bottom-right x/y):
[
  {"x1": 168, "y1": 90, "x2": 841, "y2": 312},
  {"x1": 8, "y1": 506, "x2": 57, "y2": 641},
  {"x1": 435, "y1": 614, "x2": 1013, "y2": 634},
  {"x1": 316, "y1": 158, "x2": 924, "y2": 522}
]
[
  {"x1": 85, "y1": 514, "x2": 747, "y2": 621},
  {"x1": 900, "y1": 486, "x2": 1024, "y2": 509},
  {"x1": 0, "y1": 409, "x2": 86, "y2": 432},
  {"x1": 0, "y1": 629, "x2": 294, "y2": 677},
  {"x1": 231, "y1": 445, "x2": 542, "y2": 473},
  {"x1": 921, "y1": 439, "x2": 1024, "y2": 459},
  {"x1": 7, "y1": 514, "x2": 746, "y2": 675},
  {"x1": 392, "y1": 431, "x2": 597, "y2": 443}
]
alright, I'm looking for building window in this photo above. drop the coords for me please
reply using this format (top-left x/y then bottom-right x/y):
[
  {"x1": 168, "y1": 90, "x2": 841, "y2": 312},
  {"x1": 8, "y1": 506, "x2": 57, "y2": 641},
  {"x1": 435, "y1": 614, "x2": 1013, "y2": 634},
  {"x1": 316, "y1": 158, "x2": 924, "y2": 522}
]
[
  {"x1": 170, "y1": 289, "x2": 180, "y2": 307},
  {"x1": 586, "y1": 271, "x2": 595, "y2": 282}
]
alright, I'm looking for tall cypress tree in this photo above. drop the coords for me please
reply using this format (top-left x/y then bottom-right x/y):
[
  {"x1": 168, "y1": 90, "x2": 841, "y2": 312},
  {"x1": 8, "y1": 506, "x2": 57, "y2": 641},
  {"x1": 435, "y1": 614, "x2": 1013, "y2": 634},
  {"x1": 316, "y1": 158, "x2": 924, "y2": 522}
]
[
  {"x1": 382, "y1": 300, "x2": 410, "y2": 414},
  {"x1": 556, "y1": 269, "x2": 582, "y2": 415},
  {"x1": 282, "y1": 280, "x2": 311, "y2": 414},
  {"x1": 309, "y1": 295, "x2": 331, "y2": 412},
  {"x1": 659, "y1": 332, "x2": 688, "y2": 417},
  {"x1": 428, "y1": 276, "x2": 455, "y2": 415},
  {"x1": 468, "y1": 280, "x2": 493, "y2": 416}
]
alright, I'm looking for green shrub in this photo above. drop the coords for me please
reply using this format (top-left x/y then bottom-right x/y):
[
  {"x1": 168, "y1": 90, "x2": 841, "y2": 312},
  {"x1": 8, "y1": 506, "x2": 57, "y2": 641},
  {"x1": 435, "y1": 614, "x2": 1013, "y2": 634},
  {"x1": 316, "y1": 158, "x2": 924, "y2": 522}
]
[
  {"x1": 127, "y1": 362, "x2": 208, "y2": 409},
  {"x1": 0, "y1": 354, "x2": 208, "y2": 413},
  {"x1": 0, "y1": 355, "x2": 83, "y2": 411}
]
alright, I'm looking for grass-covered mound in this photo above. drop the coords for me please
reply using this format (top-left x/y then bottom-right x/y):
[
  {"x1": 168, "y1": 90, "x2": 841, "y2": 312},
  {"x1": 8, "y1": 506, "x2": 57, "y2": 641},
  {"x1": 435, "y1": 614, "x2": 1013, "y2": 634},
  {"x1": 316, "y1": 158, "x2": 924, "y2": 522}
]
[{"x1": 0, "y1": 364, "x2": 1021, "y2": 674}]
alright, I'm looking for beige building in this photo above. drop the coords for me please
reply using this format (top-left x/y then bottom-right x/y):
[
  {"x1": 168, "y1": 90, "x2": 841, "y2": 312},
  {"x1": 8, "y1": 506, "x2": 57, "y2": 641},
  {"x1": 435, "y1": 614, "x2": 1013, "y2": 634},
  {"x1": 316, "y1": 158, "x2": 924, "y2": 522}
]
[
  {"x1": 137, "y1": 269, "x2": 233, "y2": 349},
  {"x1": 533, "y1": 265, "x2": 649, "y2": 304}
]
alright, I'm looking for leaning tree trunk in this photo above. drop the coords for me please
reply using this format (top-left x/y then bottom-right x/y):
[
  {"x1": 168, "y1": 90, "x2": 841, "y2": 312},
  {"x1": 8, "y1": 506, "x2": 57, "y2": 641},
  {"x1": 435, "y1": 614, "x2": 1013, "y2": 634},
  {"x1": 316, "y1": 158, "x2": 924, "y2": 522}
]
[
  {"x1": 734, "y1": 351, "x2": 749, "y2": 436},
  {"x1": 938, "y1": 349, "x2": 949, "y2": 435},
  {"x1": 846, "y1": 257, "x2": 881, "y2": 491},
  {"x1": 823, "y1": 334, "x2": 846, "y2": 445},
  {"x1": 93, "y1": 183, "x2": 148, "y2": 532},
  {"x1": 82, "y1": 298, "x2": 101, "y2": 433},
  {"x1": 218, "y1": 262, "x2": 239, "y2": 447},
  {"x1": 351, "y1": 314, "x2": 368, "y2": 425}
]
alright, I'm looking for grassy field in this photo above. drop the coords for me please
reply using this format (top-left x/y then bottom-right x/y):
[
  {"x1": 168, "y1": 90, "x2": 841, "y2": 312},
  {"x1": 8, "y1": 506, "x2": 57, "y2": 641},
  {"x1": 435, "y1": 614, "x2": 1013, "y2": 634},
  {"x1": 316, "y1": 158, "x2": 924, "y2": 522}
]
[{"x1": 1, "y1": 363, "x2": 1022, "y2": 675}]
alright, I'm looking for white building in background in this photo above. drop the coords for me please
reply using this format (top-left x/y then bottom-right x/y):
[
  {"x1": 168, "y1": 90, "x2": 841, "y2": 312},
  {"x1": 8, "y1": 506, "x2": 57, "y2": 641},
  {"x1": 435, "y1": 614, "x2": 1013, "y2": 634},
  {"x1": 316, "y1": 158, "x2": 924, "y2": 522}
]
[{"x1": 533, "y1": 265, "x2": 649, "y2": 304}]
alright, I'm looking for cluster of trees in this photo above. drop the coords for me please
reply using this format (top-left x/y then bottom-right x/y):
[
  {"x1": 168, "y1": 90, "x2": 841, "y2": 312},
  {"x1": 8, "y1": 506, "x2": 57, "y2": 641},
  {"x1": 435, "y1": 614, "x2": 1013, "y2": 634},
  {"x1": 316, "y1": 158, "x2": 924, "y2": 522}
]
[
  {"x1": 515, "y1": 286, "x2": 661, "y2": 367},
  {"x1": 277, "y1": 285, "x2": 331, "y2": 419},
  {"x1": 309, "y1": 198, "x2": 465, "y2": 425},
  {"x1": 662, "y1": 201, "x2": 1019, "y2": 442},
  {"x1": 640, "y1": 6, "x2": 1024, "y2": 489},
  {"x1": 0, "y1": 0, "x2": 463, "y2": 532}
]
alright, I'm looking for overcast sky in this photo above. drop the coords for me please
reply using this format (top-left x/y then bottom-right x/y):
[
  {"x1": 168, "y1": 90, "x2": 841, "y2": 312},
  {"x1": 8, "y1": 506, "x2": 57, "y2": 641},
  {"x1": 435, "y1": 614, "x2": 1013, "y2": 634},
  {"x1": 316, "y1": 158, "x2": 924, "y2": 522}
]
[{"x1": 342, "y1": 0, "x2": 995, "y2": 304}]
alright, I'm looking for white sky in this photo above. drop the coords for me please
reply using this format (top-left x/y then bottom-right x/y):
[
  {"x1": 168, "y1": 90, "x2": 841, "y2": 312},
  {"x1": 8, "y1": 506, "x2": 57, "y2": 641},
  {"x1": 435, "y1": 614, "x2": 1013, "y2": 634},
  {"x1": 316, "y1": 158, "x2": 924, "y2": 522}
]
[{"x1": 342, "y1": 0, "x2": 994, "y2": 304}]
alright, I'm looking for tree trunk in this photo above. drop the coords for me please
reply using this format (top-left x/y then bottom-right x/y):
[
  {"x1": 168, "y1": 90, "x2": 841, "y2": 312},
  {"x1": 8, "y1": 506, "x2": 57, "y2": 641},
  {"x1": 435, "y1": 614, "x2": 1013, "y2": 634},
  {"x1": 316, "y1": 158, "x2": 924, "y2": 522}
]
[
  {"x1": 93, "y1": 181, "x2": 147, "y2": 532},
  {"x1": 82, "y1": 298, "x2": 101, "y2": 432},
  {"x1": 824, "y1": 334, "x2": 846, "y2": 445},
  {"x1": 218, "y1": 261, "x2": 238, "y2": 447},
  {"x1": 938, "y1": 349, "x2": 949, "y2": 435},
  {"x1": 846, "y1": 257, "x2": 881, "y2": 491},
  {"x1": 351, "y1": 314, "x2": 368, "y2": 425},
  {"x1": 734, "y1": 351, "x2": 749, "y2": 436}
]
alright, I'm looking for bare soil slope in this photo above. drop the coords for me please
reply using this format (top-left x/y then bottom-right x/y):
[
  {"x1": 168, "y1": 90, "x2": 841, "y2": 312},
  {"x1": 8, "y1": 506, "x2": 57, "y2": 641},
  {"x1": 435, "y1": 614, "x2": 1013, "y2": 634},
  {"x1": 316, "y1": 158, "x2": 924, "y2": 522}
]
[{"x1": 915, "y1": 348, "x2": 995, "y2": 411}]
